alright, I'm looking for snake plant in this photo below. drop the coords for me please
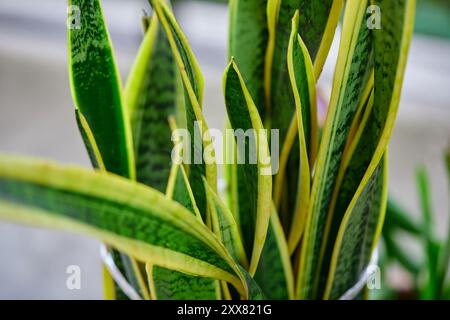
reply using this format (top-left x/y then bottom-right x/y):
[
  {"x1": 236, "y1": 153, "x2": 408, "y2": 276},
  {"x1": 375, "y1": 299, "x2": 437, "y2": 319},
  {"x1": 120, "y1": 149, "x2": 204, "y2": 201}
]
[{"x1": 0, "y1": 0, "x2": 415, "y2": 300}]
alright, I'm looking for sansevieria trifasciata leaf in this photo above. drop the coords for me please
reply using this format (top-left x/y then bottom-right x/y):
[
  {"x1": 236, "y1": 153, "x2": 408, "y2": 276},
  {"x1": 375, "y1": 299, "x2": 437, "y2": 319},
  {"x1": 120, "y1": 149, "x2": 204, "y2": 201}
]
[
  {"x1": 298, "y1": 0, "x2": 374, "y2": 299},
  {"x1": 125, "y1": 7, "x2": 181, "y2": 193},
  {"x1": 0, "y1": 156, "x2": 262, "y2": 299},
  {"x1": 68, "y1": 0, "x2": 143, "y2": 298},
  {"x1": 149, "y1": 0, "x2": 217, "y2": 223},
  {"x1": 223, "y1": 60, "x2": 272, "y2": 276}
]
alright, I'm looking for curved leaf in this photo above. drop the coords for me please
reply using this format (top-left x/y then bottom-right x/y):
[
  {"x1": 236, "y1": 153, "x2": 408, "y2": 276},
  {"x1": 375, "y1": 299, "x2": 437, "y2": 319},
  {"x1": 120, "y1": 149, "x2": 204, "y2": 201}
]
[
  {"x1": 265, "y1": 0, "x2": 342, "y2": 132},
  {"x1": 229, "y1": 0, "x2": 268, "y2": 119},
  {"x1": 68, "y1": 0, "x2": 135, "y2": 179},
  {"x1": 125, "y1": 10, "x2": 180, "y2": 192},
  {"x1": 324, "y1": 154, "x2": 388, "y2": 299},
  {"x1": 148, "y1": 163, "x2": 219, "y2": 300},
  {"x1": 149, "y1": 0, "x2": 217, "y2": 221},
  {"x1": 0, "y1": 155, "x2": 262, "y2": 299},
  {"x1": 265, "y1": 0, "x2": 341, "y2": 231},
  {"x1": 282, "y1": 12, "x2": 316, "y2": 253},
  {"x1": 297, "y1": 0, "x2": 374, "y2": 299},
  {"x1": 204, "y1": 179, "x2": 248, "y2": 268},
  {"x1": 318, "y1": 0, "x2": 416, "y2": 296},
  {"x1": 223, "y1": 60, "x2": 272, "y2": 276}
]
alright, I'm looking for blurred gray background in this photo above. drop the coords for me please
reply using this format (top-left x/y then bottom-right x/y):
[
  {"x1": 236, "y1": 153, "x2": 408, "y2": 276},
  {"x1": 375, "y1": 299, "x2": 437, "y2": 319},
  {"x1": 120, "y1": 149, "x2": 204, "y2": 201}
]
[{"x1": 0, "y1": 0, "x2": 449, "y2": 299}]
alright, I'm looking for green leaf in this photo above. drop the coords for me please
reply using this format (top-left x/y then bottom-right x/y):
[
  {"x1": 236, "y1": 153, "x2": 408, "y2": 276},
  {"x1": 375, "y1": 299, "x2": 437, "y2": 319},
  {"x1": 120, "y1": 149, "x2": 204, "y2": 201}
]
[
  {"x1": 223, "y1": 60, "x2": 272, "y2": 276},
  {"x1": 75, "y1": 110, "x2": 105, "y2": 171},
  {"x1": 148, "y1": 163, "x2": 220, "y2": 300},
  {"x1": 280, "y1": 12, "x2": 317, "y2": 253},
  {"x1": 0, "y1": 155, "x2": 261, "y2": 299},
  {"x1": 68, "y1": 0, "x2": 135, "y2": 179},
  {"x1": 254, "y1": 205, "x2": 294, "y2": 299},
  {"x1": 416, "y1": 167, "x2": 439, "y2": 299},
  {"x1": 167, "y1": 163, "x2": 203, "y2": 221},
  {"x1": 266, "y1": 0, "x2": 341, "y2": 231},
  {"x1": 384, "y1": 197, "x2": 422, "y2": 236},
  {"x1": 224, "y1": 120, "x2": 241, "y2": 230},
  {"x1": 77, "y1": 102, "x2": 147, "y2": 299},
  {"x1": 324, "y1": 154, "x2": 388, "y2": 299},
  {"x1": 437, "y1": 151, "x2": 450, "y2": 298},
  {"x1": 316, "y1": 0, "x2": 416, "y2": 297},
  {"x1": 204, "y1": 179, "x2": 248, "y2": 268},
  {"x1": 297, "y1": 0, "x2": 374, "y2": 299},
  {"x1": 147, "y1": 265, "x2": 220, "y2": 299},
  {"x1": 229, "y1": 0, "x2": 268, "y2": 119},
  {"x1": 125, "y1": 9, "x2": 181, "y2": 192},
  {"x1": 149, "y1": 0, "x2": 217, "y2": 221},
  {"x1": 382, "y1": 231, "x2": 421, "y2": 275},
  {"x1": 265, "y1": 0, "x2": 342, "y2": 135},
  {"x1": 68, "y1": 0, "x2": 143, "y2": 298}
]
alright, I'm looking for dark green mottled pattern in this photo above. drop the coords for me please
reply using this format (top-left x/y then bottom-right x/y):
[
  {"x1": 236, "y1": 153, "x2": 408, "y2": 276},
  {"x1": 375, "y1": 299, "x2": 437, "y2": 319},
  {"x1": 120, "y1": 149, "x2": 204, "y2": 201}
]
[
  {"x1": 270, "y1": 0, "x2": 333, "y2": 143},
  {"x1": 129, "y1": 17, "x2": 178, "y2": 193},
  {"x1": 152, "y1": 267, "x2": 217, "y2": 299},
  {"x1": 224, "y1": 65, "x2": 258, "y2": 258},
  {"x1": 69, "y1": 0, "x2": 131, "y2": 178},
  {"x1": 282, "y1": 30, "x2": 314, "y2": 226},
  {"x1": 76, "y1": 109, "x2": 139, "y2": 299},
  {"x1": 151, "y1": 0, "x2": 208, "y2": 220},
  {"x1": 215, "y1": 205, "x2": 239, "y2": 261},
  {"x1": 270, "y1": 1, "x2": 333, "y2": 226},
  {"x1": 205, "y1": 182, "x2": 244, "y2": 265},
  {"x1": 320, "y1": 0, "x2": 408, "y2": 294},
  {"x1": 270, "y1": 0, "x2": 301, "y2": 145},
  {"x1": 300, "y1": 8, "x2": 373, "y2": 299},
  {"x1": 0, "y1": 179, "x2": 234, "y2": 274},
  {"x1": 332, "y1": 0, "x2": 406, "y2": 246},
  {"x1": 297, "y1": 0, "x2": 334, "y2": 61},
  {"x1": 153, "y1": 165, "x2": 218, "y2": 300},
  {"x1": 254, "y1": 215, "x2": 289, "y2": 299},
  {"x1": 69, "y1": 0, "x2": 141, "y2": 294},
  {"x1": 317, "y1": 87, "x2": 373, "y2": 293},
  {"x1": 229, "y1": 0, "x2": 268, "y2": 118},
  {"x1": 291, "y1": 33, "x2": 312, "y2": 150},
  {"x1": 172, "y1": 167, "x2": 196, "y2": 214},
  {"x1": 327, "y1": 158, "x2": 385, "y2": 299}
]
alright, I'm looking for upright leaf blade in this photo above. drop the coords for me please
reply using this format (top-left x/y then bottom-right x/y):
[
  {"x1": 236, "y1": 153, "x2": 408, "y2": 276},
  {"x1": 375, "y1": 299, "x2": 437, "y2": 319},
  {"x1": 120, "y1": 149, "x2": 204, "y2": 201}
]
[
  {"x1": 204, "y1": 179, "x2": 248, "y2": 268},
  {"x1": 149, "y1": 0, "x2": 217, "y2": 222},
  {"x1": 324, "y1": 155, "x2": 388, "y2": 299},
  {"x1": 229, "y1": 0, "x2": 268, "y2": 119},
  {"x1": 416, "y1": 167, "x2": 438, "y2": 299},
  {"x1": 68, "y1": 0, "x2": 140, "y2": 298},
  {"x1": 266, "y1": 0, "x2": 341, "y2": 230},
  {"x1": 297, "y1": 0, "x2": 374, "y2": 299},
  {"x1": 125, "y1": 11, "x2": 180, "y2": 192},
  {"x1": 265, "y1": 0, "x2": 342, "y2": 132},
  {"x1": 68, "y1": 0, "x2": 135, "y2": 179},
  {"x1": 254, "y1": 205, "x2": 295, "y2": 299},
  {"x1": 317, "y1": 0, "x2": 416, "y2": 296},
  {"x1": 282, "y1": 12, "x2": 317, "y2": 252},
  {"x1": 223, "y1": 60, "x2": 272, "y2": 276}
]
